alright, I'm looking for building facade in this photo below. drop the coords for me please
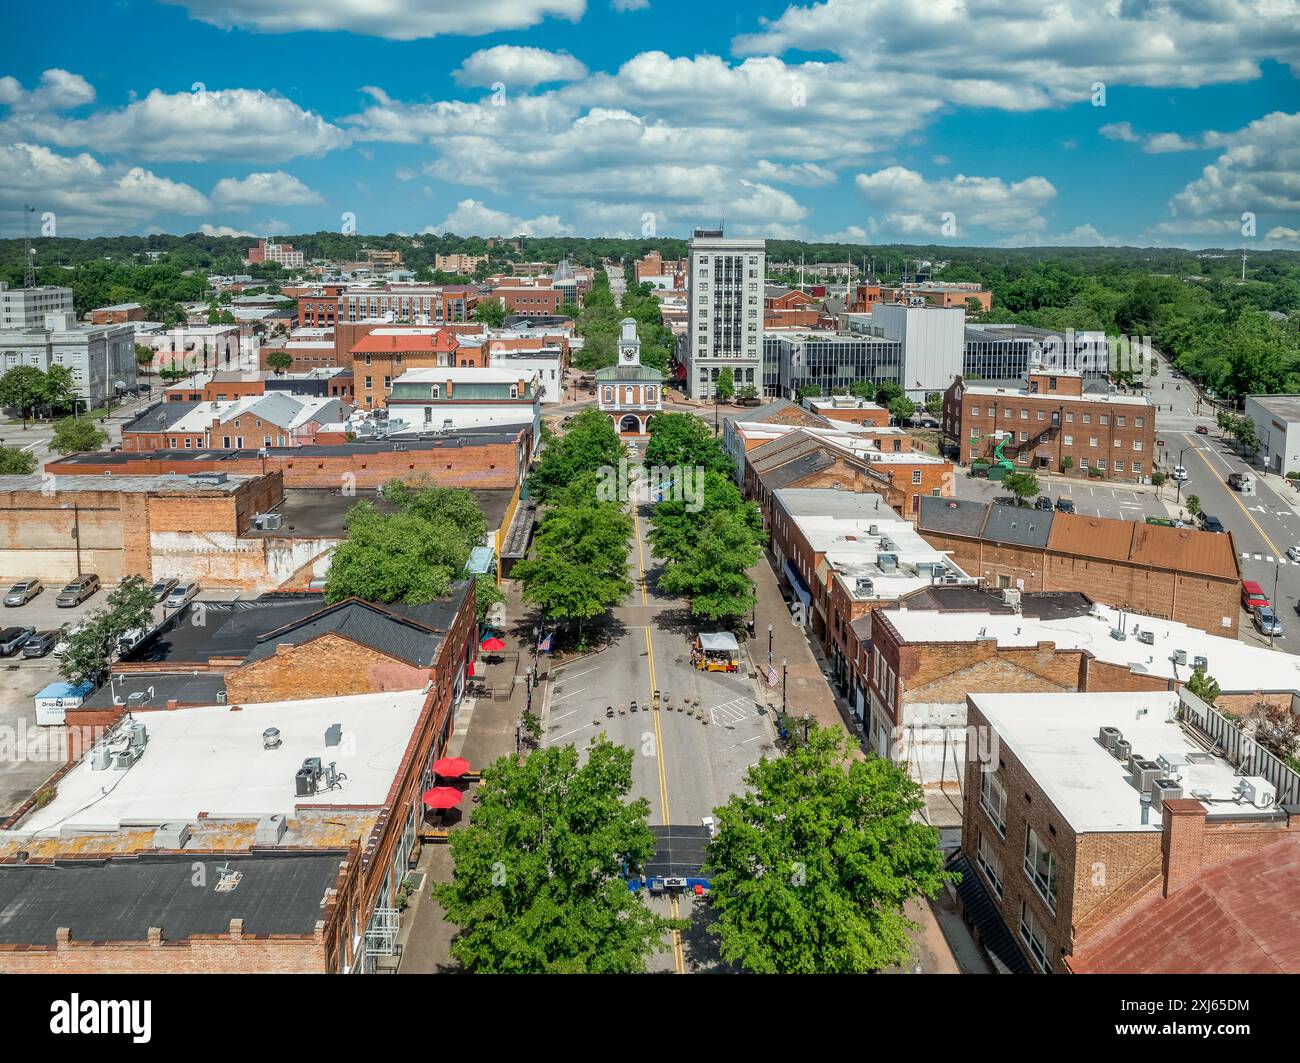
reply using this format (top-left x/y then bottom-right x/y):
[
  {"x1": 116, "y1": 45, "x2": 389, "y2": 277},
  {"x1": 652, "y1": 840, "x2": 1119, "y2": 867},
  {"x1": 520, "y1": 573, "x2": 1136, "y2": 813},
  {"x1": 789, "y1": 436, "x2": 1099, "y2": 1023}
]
[
  {"x1": 596, "y1": 318, "x2": 664, "y2": 434},
  {"x1": 685, "y1": 228, "x2": 765, "y2": 400}
]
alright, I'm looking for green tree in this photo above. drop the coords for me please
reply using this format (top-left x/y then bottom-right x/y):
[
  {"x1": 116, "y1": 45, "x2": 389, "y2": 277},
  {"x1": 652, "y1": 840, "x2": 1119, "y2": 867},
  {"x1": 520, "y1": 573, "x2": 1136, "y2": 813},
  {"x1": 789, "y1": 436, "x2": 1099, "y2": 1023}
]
[
  {"x1": 644, "y1": 412, "x2": 733, "y2": 475},
  {"x1": 1186, "y1": 669, "x2": 1221, "y2": 706},
  {"x1": 528, "y1": 408, "x2": 623, "y2": 503},
  {"x1": 888, "y1": 396, "x2": 917, "y2": 424},
  {"x1": 266, "y1": 350, "x2": 293, "y2": 375},
  {"x1": 325, "y1": 484, "x2": 488, "y2": 605},
  {"x1": 474, "y1": 298, "x2": 506, "y2": 327},
  {"x1": 704, "y1": 723, "x2": 953, "y2": 973},
  {"x1": 433, "y1": 738, "x2": 677, "y2": 972},
  {"x1": 0, "y1": 447, "x2": 36, "y2": 475},
  {"x1": 0, "y1": 366, "x2": 49, "y2": 423},
  {"x1": 798, "y1": 384, "x2": 822, "y2": 400},
  {"x1": 59, "y1": 575, "x2": 157, "y2": 686},
  {"x1": 475, "y1": 576, "x2": 506, "y2": 623},
  {"x1": 1184, "y1": 493, "x2": 1201, "y2": 518},
  {"x1": 874, "y1": 381, "x2": 904, "y2": 407},
  {"x1": 1002, "y1": 470, "x2": 1039, "y2": 504},
  {"x1": 924, "y1": 393, "x2": 943, "y2": 418},
  {"x1": 714, "y1": 367, "x2": 735, "y2": 402},
  {"x1": 50, "y1": 417, "x2": 109, "y2": 455},
  {"x1": 738, "y1": 384, "x2": 758, "y2": 401},
  {"x1": 657, "y1": 507, "x2": 762, "y2": 621},
  {"x1": 43, "y1": 365, "x2": 77, "y2": 412}
]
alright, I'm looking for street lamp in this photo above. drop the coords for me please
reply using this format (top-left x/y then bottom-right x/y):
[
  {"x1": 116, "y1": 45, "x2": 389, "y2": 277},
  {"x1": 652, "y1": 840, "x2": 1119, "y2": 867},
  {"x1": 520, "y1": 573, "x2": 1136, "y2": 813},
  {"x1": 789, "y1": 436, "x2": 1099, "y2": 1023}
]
[
  {"x1": 767, "y1": 623, "x2": 773, "y2": 665},
  {"x1": 781, "y1": 657, "x2": 788, "y2": 714},
  {"x1": 1272, "y1": 563, "x2": 1280, "y2": 650}
]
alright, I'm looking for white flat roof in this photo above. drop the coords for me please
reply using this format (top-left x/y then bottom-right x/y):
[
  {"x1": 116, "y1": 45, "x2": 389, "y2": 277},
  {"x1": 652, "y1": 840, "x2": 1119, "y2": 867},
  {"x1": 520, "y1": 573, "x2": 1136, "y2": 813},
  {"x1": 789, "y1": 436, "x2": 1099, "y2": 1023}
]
[
  {"x1": 18, "y1": 690, "x2": 427, "y2": 836},
  {"x1": 971, "y1": 691, "x2": 1272, "y2": 832},
  {"x1": 961, "y1": 383, "x2": 1153, "y2": 407},
  {"x1": 888, "y1": 601, "x2": 1300, "y2": 693},
  {"x1": 395, "y1": 367, "x2": 535, "y2": 383}
]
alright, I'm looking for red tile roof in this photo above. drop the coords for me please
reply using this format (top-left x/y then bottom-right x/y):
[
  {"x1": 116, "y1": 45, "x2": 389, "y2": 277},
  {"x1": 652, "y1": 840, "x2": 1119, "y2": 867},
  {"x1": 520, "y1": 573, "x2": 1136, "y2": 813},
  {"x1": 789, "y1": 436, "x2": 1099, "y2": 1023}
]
[
  {"x1": 350, "y1": 329, "x2": 459, "y2": 355},
  {"x1": 1069, "y1": 837, "x2": 1300, "y2": 973}
]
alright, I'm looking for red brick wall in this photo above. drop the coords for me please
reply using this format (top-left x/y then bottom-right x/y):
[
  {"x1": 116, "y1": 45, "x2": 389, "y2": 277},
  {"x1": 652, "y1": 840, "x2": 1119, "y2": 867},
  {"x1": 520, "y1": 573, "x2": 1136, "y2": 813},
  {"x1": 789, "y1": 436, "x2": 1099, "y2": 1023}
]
[{"x1": 225, "y1": 632, "x2": 431, "y2": 703}]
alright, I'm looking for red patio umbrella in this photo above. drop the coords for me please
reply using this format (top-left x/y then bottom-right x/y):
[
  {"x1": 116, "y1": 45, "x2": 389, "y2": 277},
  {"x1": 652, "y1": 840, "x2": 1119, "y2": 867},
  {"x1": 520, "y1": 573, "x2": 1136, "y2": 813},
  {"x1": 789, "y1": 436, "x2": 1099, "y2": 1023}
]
[
  {"x1": 422, "y1": 786, "x2": 463, "y2": 810},
  {"x1": 480, "y1": 636, "x2": 506, "y2": 652},
  {"x1": 432, "y1": 756, "x2": 471, "y2": 778}
]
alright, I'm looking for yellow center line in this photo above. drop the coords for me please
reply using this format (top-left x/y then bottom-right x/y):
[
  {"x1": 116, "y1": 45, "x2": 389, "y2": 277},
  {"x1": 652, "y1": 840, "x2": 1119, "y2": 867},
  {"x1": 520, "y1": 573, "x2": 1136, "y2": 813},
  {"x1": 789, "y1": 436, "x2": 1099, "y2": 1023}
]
[
  {"x1": 632, "y1": 497, "x2": 683, "y2": 973},
  {"x1": 1183, "y1": 433, "x2": 1281, "y2": 558}
]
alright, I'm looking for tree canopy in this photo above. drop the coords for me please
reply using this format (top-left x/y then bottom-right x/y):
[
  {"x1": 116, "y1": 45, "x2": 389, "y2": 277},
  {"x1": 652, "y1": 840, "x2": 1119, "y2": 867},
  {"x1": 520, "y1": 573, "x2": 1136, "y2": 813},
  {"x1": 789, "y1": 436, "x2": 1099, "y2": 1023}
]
[
  {"x1": 434, "y1": 738, "x2": 677, "y2": 972},
  {"x1": 704, "y1": 723, "x2": 953, "y2": 973}
]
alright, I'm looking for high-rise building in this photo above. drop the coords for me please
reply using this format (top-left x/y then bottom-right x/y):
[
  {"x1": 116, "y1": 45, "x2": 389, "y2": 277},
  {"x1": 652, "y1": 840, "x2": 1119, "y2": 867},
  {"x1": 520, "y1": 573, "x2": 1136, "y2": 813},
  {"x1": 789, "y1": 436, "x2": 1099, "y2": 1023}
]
[
  {"x1": 0, "y1": 281, "x2": 74, "y2": 328},
  {"x1": 685, "y1": 228, "x2": 764, "y2": 400}
]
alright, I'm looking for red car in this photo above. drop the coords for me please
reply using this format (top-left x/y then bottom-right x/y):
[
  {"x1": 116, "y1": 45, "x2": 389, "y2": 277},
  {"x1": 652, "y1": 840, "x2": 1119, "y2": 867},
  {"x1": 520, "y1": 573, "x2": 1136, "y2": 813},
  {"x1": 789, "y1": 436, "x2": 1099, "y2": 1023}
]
[
  {"x1": 1241, "y1": 580, "x2": 1270, "y2": 611},
  {"x1": 1195, "y1": 425, "x2": 1209, "y2": 434}
]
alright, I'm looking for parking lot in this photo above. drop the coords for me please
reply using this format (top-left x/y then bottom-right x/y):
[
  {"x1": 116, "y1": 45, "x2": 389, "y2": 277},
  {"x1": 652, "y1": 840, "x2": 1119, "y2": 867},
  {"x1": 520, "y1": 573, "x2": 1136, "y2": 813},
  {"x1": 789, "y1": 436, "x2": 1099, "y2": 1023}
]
[{"x1": 954, "y1": 471, "x2": 1168, "y2": 522}]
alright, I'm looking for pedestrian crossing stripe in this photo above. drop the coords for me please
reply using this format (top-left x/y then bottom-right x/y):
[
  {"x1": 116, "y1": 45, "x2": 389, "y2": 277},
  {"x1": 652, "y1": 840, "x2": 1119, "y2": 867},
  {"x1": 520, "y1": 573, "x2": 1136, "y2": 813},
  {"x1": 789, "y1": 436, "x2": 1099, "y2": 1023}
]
[{"x1": 1241, "y1": 552, "x2": 1293, "y2": 565}]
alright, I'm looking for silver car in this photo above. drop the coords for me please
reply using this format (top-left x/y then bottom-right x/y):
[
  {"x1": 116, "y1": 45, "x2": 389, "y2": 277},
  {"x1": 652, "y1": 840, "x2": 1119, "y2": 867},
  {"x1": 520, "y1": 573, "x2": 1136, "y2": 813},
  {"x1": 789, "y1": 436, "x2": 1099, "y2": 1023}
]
[
  {"x1": 1254, "y1": 606, "x2": 1284, "y2": 637},
  {"x1": 3, "y1": 579, "x2": 42, "y2": 607},
  {"x1": 163, "y1": 581, "x2": 199, "y2": 610}
]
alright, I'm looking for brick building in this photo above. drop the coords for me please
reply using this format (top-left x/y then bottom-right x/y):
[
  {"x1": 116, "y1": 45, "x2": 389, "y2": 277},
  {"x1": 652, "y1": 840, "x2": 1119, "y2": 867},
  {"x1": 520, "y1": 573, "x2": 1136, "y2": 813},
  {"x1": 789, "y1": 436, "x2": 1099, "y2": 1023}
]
[
  {"x1": 943, "y1": 368, "x2": 1156, "y2": 482},
  {"x1": 90, "y1": 302, "x2": 145, "y2": 324},
  {"x1": 767, "y1": 487, "x2": 973, "y2": 710},
  {"x1": 487, "y1": 280, "x2": 563, "y2": 318},
  {"x1": 917, "y1": 496, "x2": 1241, "y2": 636},
  {"x1": 298, "y1": 285, "x2": 478, "y2": 328},
  {"x1": 866, "y1": 586, "x2": 1300, "y2": 793},
  {"x1": 46, "y1": 427, "x2": 531, "y2": 492},
  {"x1": 805, "y1": 395, "x2": 891, "y2": 427},
  {"x1": 121, "y1": 394, "x2": 351, "y2": 452},
  {"x1": 351, "y1": 328, "x2": 471, "y2": 409},
  {"x1": 954, "y1": 688, "x2": 1300, "y2": 973}
]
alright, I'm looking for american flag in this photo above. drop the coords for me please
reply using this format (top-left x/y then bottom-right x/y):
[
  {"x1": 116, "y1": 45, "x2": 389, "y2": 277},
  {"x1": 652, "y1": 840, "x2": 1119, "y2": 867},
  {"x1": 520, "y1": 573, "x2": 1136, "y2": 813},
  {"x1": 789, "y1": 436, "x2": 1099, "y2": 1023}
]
[
  {"x1": 766, "y1": 663, "x2": 779, "y2": 687},
  {"x1": 538, "y1": 631, "x2": 554, "y2": 653}
]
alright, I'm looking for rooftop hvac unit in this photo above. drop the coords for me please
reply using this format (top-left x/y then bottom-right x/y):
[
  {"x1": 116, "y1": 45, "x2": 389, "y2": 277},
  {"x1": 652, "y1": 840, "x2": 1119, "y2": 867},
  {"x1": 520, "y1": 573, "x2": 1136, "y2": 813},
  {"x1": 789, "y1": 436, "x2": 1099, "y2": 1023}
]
[
  {"x1": 302, "y1": 756, "x2": 323, "y2": 780},
  {"x1": 1114, "y1": 739, "x2": 1132, "y2": 762},
  {"x1": 217, "y1": 690, "x2": 227, "y2": 704},
  {"x1": 1098, "y1": 726, "x2": 1123, "y2": 751},
  {"x1": 880, "y1": 537, "x2": 897, "y2": 551},
  {"x1": 1157, "y1": 753, "x2": 1188, "y2": 777},
  {"x1": 1001, "y1": 589, "x2": 1021, "y2": 609},
  {"x1": 1137, "y1": 630, "x2": 1155, "y2": 645},
  {"x1": 254, "y1": 813, "x2": 288, "y2": 845},
  {"x1": 295, "y1": 766, "x2": 317, "y2": 796},
  {"x1": 325, "y1": 723, "x2": 342, "y2": 747},
  {"x1": 262, "y1": 727, "x2": 282, "y2": 750},
  {"x1": 1110, "y1": 627, "x2": 1127, "y2": 641},
  {"x1": 113, "y1": 748, "x2": 137, "y2": 770},
  {"x1": 1150, "y1": 777, "x2": 1183, "y2": 814},
  {"x1": 262, "y1": 512, "x2": 283, "y2": 531},
  {"x1": 1173, "y1": 649, "x2": 1188, "y2": 666},
  {"x1": 90, "y1": 744, "x2": 112, "y2": 771},
  {"x1": 127, "y1": 691, "x2": 146, "y2": 708},
  {"x1": 1131, "y1": 759, "x2": 1163, "y2": 793},
  {"x1": 154, "y1": 822, "x2": 191, "y2": 849},
  {"x1": 854, "y1": 577, "x2": 875, "y2": 598},
  {"x1": 877, "y1": 553, "x2": 898, "y2": 573},
  {"x1": 1193, "y1": 655, "x2": 1209, "y2": 672},
  {"x1": 128, "y1": 721, "x2": 148, "y2": 750},
  {"x1": 1237, "y1": 776, "x2": 1277, "y2": 810},
  {"x1": 868, "y1": 524, "x2": 879, "y2": 536}
]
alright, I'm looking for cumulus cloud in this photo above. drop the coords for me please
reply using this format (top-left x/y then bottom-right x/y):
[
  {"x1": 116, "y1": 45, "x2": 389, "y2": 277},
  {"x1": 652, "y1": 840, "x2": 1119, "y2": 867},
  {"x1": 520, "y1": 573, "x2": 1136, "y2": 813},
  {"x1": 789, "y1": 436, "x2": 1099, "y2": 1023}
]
[
  {"x1": 855, "y1": 166, "x2": 1057, "y2": 237},
  {"x1": 1167, "y1": 111, "x2": 1300, "y2": 218},
  {"x1": 210, "y1": 170, "x2": 323, "y2": 208},
  {"x1": 455, "y1": 46, "x2": 588, "y2": 88},
  {"x1": 162, "y1": 0, "x2": 586, "y2": 40},
  {"x1": 1, "y1": 86, "x2": 348, "y2": 162},
  {"x1": 199, "y1": 222, "x2": 258, "y2": 237},
  {"x1": 752, "y1": 159, "x2": 836, "y2": 186},
  {"x1": 0, "y1": 143, "x2": 208, "y2": 235},
  {"x1": 1101, "y1": 122, "x2": 1202, "y2": 153},
  {"x1": 425, "y1": 198, "x2": 574, "y2": 237},
  {"x1": 0, "y1": 69, "x2": 95, "y2": 111},
  {"x1": 611, "y1": 0, "x2": 649, "y2": 10}
]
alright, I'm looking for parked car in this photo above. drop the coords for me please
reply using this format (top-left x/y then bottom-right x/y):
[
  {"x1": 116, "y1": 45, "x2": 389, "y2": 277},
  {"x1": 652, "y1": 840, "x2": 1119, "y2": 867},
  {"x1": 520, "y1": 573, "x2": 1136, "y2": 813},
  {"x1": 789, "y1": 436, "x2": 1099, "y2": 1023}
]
[
  {"x1": 1034, "y1": 495, "x2": 1053, "y2": 511},
  {"x1": 55, "y1": 574, "x2": 100, "y2": 607},
  {"x1": 163, "y1": 581, "x2": 199, "y2": 610},
  {"x1": 1172, "y1": 465, "x2": 1189, "y2": 482},
  {"x1": 21, "y1": 630, "x2": 58, "y2": 658},
  {"x1": 1242, "y1": 580, "x2": 1271, "y2": 610},
  {"x1": 52, "y1": 625, "x2": 82, "y2": 658},
  {"x1": 1054, "y1": 496, "x2": 1075, "y2": 513},
  {"x1": 1195, "y1": 425, "x2": 1209, "y2": 435},
  {"x1": 1287, "y1": 546, "x2": 1300, "y2": 563},
  {"x1": 150, "y1": 577, "x2": 178, "y2": 603},
  {"x1": 1199, "y1": 514, "x2": 1226, "y2": 534},
  {"x1": 0, "y1": 626, "x2": 34, "y2": 656},
  {"x1": 3, "y1": 579, "x2": 42, "y2": 607},
  {"x1": 1254, "y1": 606, "x2": 1284, "y2": 637}
]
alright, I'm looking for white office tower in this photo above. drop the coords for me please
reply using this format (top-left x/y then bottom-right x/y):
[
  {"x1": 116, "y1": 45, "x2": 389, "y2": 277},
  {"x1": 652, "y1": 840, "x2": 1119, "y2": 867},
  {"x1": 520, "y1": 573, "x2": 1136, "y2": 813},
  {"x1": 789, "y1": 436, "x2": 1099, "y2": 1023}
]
[{"x1": 685, "y1": 228, "x2": 764, "y2": 400}]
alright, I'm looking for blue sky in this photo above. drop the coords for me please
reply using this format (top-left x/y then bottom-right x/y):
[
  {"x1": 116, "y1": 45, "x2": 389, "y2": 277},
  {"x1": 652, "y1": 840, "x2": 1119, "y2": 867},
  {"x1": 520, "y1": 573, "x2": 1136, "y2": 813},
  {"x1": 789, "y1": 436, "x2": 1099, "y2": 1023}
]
[{"x1": 1, "y1": 0, "x2": 1297, "y2": 247}]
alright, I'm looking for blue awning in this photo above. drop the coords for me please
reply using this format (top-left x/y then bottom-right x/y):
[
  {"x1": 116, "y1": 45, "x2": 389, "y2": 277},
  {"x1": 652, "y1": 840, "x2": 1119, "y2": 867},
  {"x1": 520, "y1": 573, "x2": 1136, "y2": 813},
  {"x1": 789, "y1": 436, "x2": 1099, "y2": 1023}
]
[{"x1": 783, "y1": 560, "x2": 811, "y2": 607}]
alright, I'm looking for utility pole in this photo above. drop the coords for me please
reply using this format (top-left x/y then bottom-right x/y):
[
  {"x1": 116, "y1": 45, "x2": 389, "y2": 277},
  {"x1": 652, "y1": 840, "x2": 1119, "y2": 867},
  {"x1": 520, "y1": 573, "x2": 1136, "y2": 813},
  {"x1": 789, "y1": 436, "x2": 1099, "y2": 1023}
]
[{"x1": 1272, "y1": 562, "x2": 1280, "y2": 649}]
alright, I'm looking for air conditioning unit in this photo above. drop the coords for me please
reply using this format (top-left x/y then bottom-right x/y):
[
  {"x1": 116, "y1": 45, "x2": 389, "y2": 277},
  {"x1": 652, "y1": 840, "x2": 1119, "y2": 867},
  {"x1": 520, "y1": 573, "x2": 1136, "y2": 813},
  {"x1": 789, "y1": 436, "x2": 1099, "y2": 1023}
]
[
  {"x1": 1172, "y1": 649, "x2": 1188, "y2": 665},
  {"x1": 1114, "y1": 739, "x2": 1132, "y2": 761},
  {"x1": 854, "y1": 577, "x2": 875, "y2": 598},
  {"x1": 1099, "y1": 726, "x2": 1123, "y2": 751},
  {"x1": 1001, "y1": 589, "x2": 1021, "y2": 609},
  {"x1": 1237, "y1": 776, "x2": 1277, "y2": 810},
  {"x1": 1110, "y1": 627, "x2": 1127, "y2": 641},
  {"x1": 1193, "y1": 655, "x2": 1209, "y2": 672},
  {"x1": 263, "y1": 512, "x2": 283, "y2": 531},
  {"x1": 90, "y1": 744, "x2": 112, "y2": 771},
  {"x1": 1150, "y1": 777, "x2": 1183, "y2": 814},
  {"x1": 1137, "y1": 630, "x2": 1155, "y2": 645},
  {"x1": 1130, "y1": 758, "x2": 1162, "y2": 793}
]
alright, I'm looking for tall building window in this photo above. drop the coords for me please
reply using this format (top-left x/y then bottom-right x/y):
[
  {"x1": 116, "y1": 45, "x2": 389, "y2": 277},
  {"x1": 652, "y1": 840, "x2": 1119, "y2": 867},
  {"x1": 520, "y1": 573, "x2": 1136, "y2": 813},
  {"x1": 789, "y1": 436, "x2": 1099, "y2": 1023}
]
[
  {"x1": 980, "y1": 771, "x2": 1006, "y2": 835},
  {"x1": 1024, "y1": 826, "x2": 1058, "y2": 911},
  {"x1": 1019, "y1": 900, "x2": 1049, "y2": 971}
]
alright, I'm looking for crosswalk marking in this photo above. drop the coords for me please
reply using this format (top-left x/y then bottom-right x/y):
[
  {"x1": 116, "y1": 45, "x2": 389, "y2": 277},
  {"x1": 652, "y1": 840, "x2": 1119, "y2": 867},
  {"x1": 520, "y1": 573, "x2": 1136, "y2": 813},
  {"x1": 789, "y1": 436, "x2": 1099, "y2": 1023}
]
[{"x1": 1241, "y1": 551, "x2": 1294, "y2": 566}]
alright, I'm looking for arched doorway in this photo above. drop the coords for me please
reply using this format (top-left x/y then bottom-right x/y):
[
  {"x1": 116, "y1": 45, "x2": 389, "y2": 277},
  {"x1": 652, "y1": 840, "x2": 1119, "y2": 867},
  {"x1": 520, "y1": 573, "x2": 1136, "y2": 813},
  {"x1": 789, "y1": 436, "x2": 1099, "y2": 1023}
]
[{"x1": 619, "y1": 414, "x2": 642, "y2": 434}]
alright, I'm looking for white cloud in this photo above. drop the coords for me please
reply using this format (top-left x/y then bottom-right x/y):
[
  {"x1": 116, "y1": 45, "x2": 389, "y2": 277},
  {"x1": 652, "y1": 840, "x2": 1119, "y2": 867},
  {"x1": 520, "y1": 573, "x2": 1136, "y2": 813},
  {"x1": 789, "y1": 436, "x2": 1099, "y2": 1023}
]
[
  {"x1": 1099, "y1": 121, "x2": 1140, "y2": 143},
  {"x1": 855, "y1": 166, "x2": 1057, "y2": 237},
  {"x1": 0, "y1": 69, "x2": 95, "y2": 111},
  {"x1": 999, "y1": 223, "x2": 1123, "y2": 247},
  {"x1": 425, "y1": 198, "x2": 574, "y2": 237},
  {"x1": 1101, "y1": 122, "x2": 1201, "y2": 153},
  {"x1": 162, "y1": 0, "x2": 586, "y2": 40},
  {"x1": 1267, "y1": 225, "x2": 1300, "y2": 241},
  {"x1": 210, "y1": 170, "x2": 323, "y2": 208},
  {"x1": 1167, "y1": 111, "x2": 1300, "y2": 218},
  {"x1": 821, "y1": 225, "x2": 870, "y2": 243},
  {"x1": 0, "y1": 143, "x2": 208, "y2": 236},
  {"x1": 752, "y1": 159, "x2": 836, "y2": 187},
  {"x1": 455, "y1": 46, "x2": 588, "y2": 88},
  {"x1": 735, "y1": 0, "x2": 1300, "y2": 102},
  {"x1": 2, "y1": 87, "x2": 348, "y2": 162},
  {"x1": 199, "y1": 223, "x2": 258, "y2": 237},
  {"x1": 612, "y1": 0, "x2": 649, "y2": 9}
]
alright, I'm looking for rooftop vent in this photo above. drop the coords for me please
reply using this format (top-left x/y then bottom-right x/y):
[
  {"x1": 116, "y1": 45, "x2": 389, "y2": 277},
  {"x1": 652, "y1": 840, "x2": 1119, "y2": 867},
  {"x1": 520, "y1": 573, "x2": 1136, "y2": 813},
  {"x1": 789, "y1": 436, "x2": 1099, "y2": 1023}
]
[
  {"x1": 254, "y1": 813, "x2": 288, "y2": 845},
  {"x1": 1137, "y1": 630, "x2": 1155, "y2": 645},
  {"x1": 262, "y1": 727, "x2": 282, "y2": 750},
  {"x1": 153, "y1": 822, "x2": 191, "y2": 849}
]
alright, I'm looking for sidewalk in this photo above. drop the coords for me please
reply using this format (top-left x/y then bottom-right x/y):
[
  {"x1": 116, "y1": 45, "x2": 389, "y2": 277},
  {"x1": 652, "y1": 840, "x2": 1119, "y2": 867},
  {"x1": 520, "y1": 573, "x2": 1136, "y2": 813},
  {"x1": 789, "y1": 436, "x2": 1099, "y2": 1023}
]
[{"x1": 394, "y1": 577, "x2": 539, "y2": 974}]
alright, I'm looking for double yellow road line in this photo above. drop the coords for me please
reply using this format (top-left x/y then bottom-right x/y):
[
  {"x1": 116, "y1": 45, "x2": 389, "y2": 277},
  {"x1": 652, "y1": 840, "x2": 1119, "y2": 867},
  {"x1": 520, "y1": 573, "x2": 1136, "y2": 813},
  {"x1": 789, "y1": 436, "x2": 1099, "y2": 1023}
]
[
  {"x1": 631, "y1": 500, "x2": 685, "y2": 973},
  {"x1": 1182, "y1": 433, "x2": 1282, "y2": 557}
]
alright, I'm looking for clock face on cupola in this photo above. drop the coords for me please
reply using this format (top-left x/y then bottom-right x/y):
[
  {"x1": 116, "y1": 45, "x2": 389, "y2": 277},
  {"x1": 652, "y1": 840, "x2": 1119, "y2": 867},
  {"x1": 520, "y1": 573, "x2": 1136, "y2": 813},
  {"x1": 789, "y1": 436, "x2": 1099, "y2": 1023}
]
[{"x1": 620, "y1": 343, "x2": 638, "y2": 364}]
